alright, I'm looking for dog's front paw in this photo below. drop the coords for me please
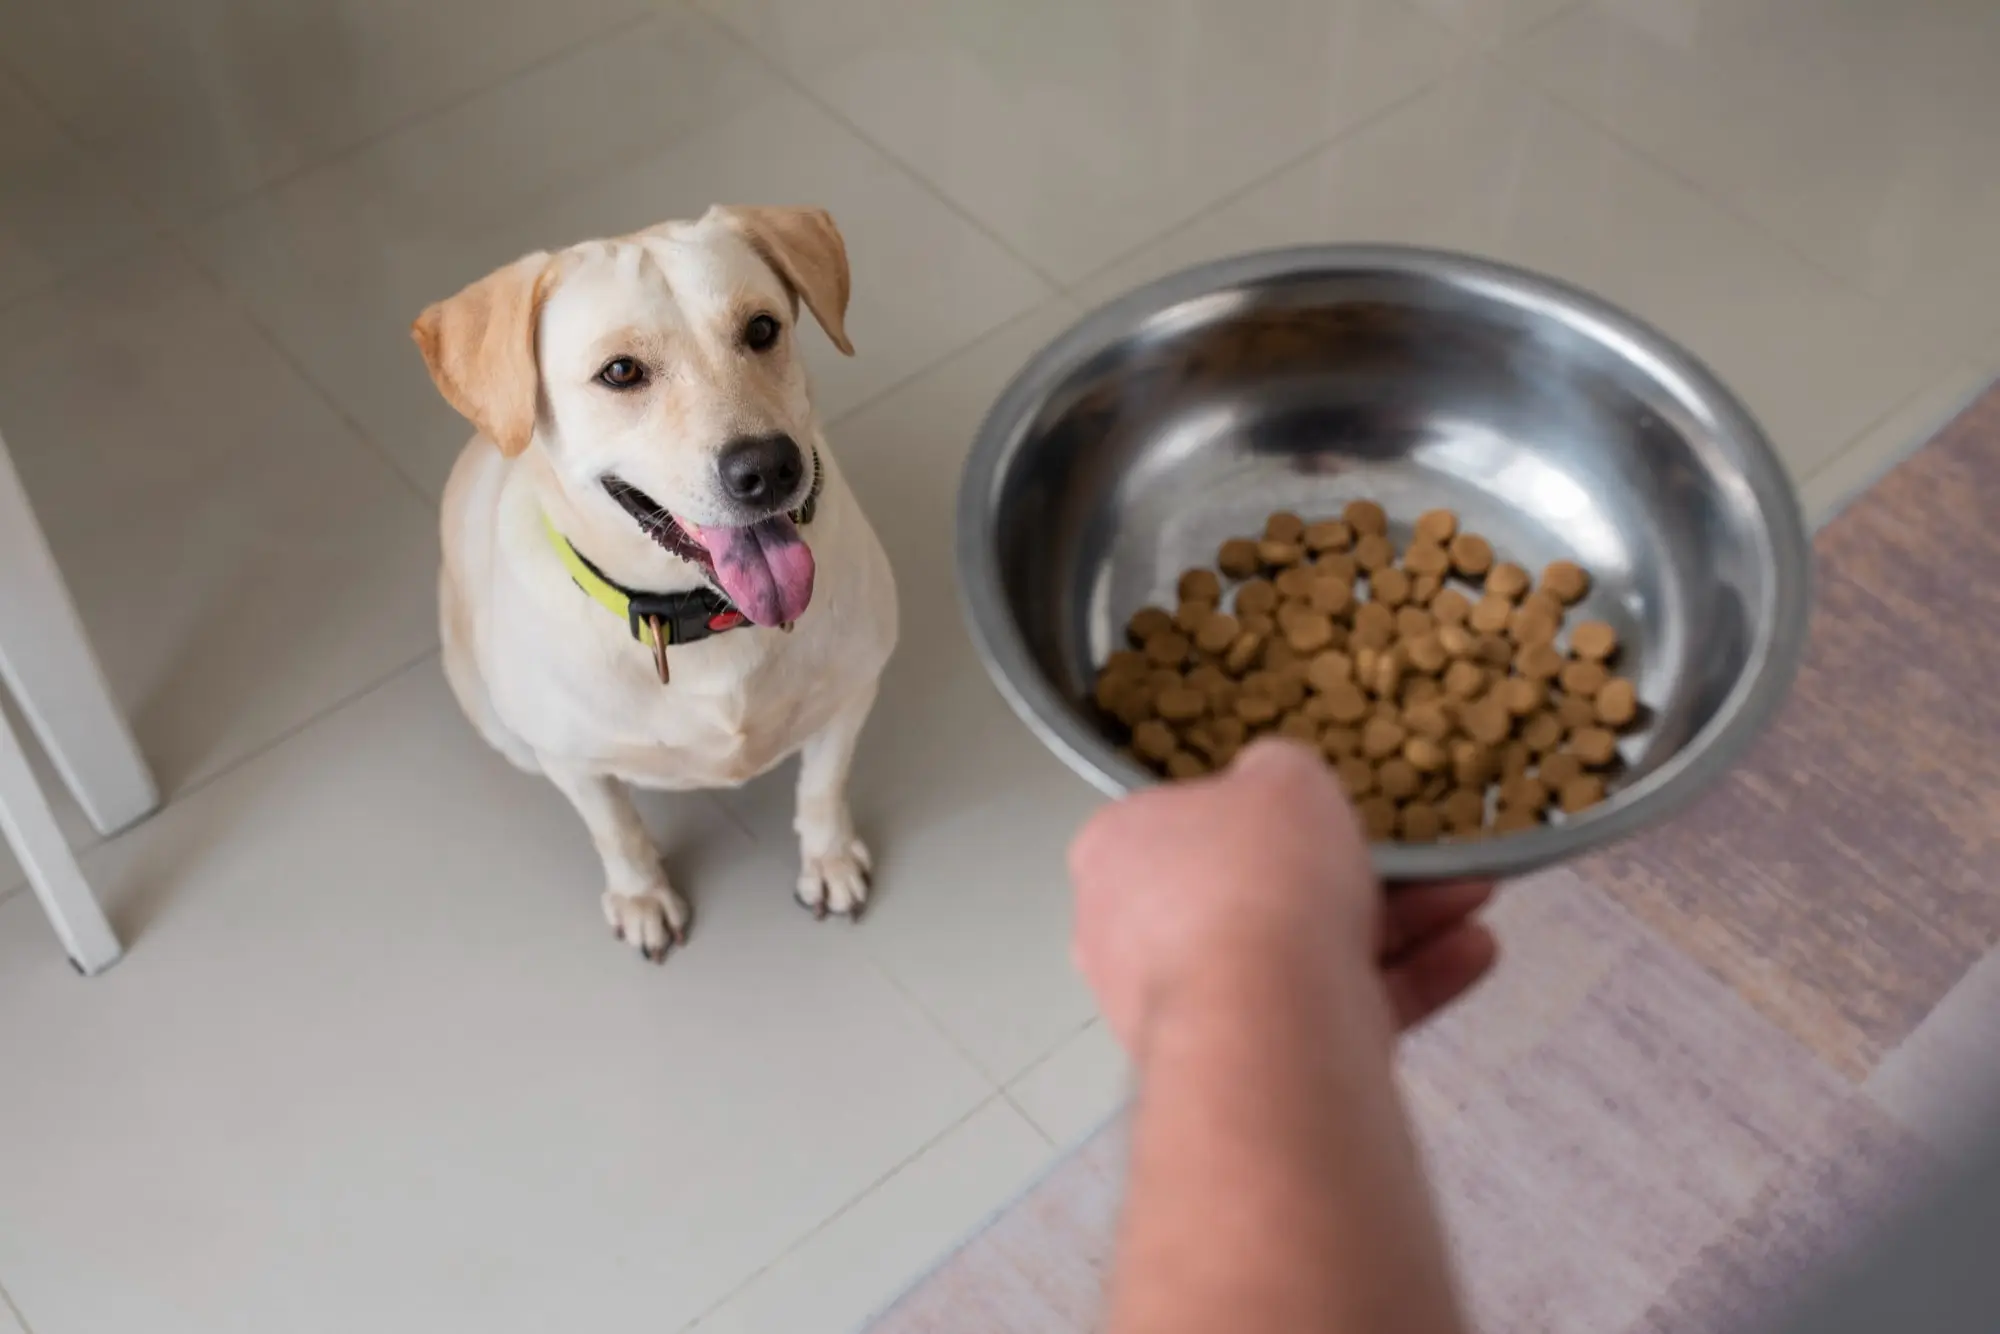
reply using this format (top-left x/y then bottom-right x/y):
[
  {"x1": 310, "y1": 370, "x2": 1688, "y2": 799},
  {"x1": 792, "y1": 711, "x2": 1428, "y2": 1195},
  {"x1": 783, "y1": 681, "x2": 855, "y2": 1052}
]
[
  {"x1": 796, "y1": 840, "x2": 872, "y2": 921},
  {"x1": 602, "y1": 884, "x2": 691, "y2": 963}
]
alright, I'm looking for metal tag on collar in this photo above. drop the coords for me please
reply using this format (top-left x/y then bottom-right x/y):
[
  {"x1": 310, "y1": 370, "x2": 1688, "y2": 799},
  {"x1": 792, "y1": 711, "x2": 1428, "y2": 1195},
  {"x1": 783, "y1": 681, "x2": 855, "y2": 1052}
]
[{"x1": 645, "y1": 616, "x2": 671, "y2": 685}]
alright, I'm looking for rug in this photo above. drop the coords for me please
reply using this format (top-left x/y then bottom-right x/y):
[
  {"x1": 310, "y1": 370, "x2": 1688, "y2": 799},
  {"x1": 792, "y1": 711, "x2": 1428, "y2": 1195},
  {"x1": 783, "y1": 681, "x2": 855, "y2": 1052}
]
[{"x1": 866, "y1": 382, "x2": 2000, "y2": 1334}]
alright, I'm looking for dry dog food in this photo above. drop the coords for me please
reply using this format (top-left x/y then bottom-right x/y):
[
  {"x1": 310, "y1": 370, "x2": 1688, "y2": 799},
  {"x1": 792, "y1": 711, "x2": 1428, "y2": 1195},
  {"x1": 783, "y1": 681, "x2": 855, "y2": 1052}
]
[{"x1": 1089, "y1": 503, "x2": 1647, "y2": 842}]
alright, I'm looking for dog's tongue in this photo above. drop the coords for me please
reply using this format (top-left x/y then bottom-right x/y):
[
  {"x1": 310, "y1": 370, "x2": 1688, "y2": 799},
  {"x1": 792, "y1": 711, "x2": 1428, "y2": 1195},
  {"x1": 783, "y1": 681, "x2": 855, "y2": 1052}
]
[{"x1": 695, "y1": 515, "x2": 815, "y2": 627}]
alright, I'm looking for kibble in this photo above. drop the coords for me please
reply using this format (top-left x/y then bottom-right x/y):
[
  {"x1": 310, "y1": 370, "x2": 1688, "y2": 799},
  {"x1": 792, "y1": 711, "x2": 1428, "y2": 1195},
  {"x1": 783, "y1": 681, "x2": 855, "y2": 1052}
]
[
  {"x1": 1179, "y1": 568, "x2": 1222, "y2": 604},
  {"x1": 1414, "y1": 509, "x2": 1458, "y2": 544},
  {"x1": 1129, "y1": 606, "x2": 1173, "y2": 644},
  {"x1": 1155, "y1": 685, "x2": 1206, "y2": 723},
  {"x1": 1487, "y1": 563, "x2": 1531, "y2": 600},
  {"x1": 1404, "y1": 543, "x2": 1452, "y2": 579},
  {"x1": 1258, "y1": 539, "x2": 1303, "y2": 569},
  {"x1": 1362, "y1": 716, "x2": 1409, "y2": 761},
  {"x1": 1353, "y1": 533, "x2": 1395, "y2": 573},
  {"x1": 1338, "y1": 755, "x2": 1376, "y2": 797},
  {"x1": 1571, "y1": 620, "x2": 1619, "y2": 662},
  {"x1": 1595, "y1": 677, "x2": 1639, "y2": 727},
  {"x1": 1540, "y1": 561, "x2": 1590, "y2": 604},
  {"x1": 1570, "y1": 726, "x2": 1619, "y2": 768},
  {"x1": 1089, "y1": 502, "x2": 1646, "y2": 841},
  {"x1": 1432, "y1": 588, "x2": 1472, "y2": 626},
  {"x1": 1378, "y1": 757, "x2": 1422, "y2": 801},
  {"x1": 1399, "y1": 803, "x2": 1444, "y2": 843},
  {"x1": 1304, "y1": 519, "x2": 1352, "y2": 553},
  {"x1": 1559, "y1": 774, "x2": 1607, "y2": 814},
  {"x1": 1560, "y1": 658, "x2": 1608, "y2": 699},
  {"x1": 1217, "y1": 538, "x2": 1261, "y2": 579},
  {"x1": 1392, "y1": 606, "x2": 1433, "y2": 642},
  {"x1": 1449, "y1": 533, "x2": 1494, "y2": 577},
  {"x1": 1343, "y1": 499, "x2": 1389, "y2": 536},
  {"x1": 1265, "y1": 512, "x2": 1306, "y2": 545},
  {"x1": 1539, "y1": 751, "x2": 1584, "y2": 791},
  {"x1": 1237, "y1": 579, "x2": 1278, "y2": 617},
  {"x1": 1195, "y1": 611, "x2": 1241, "y2": 656},
  {"x1": 1469, "y1": 594, "x2": 1513, "y2": 636}
]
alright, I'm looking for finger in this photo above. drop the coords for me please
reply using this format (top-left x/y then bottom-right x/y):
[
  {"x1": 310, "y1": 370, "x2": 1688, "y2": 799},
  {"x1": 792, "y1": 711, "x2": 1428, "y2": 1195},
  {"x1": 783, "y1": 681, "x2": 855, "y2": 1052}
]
[
  {"x1": 1385, "y1": 923, "x2": 1499, "y2": 1030},
  {"x1": 1381, "y1": 880, "x2": 1496, "y2": 960}
]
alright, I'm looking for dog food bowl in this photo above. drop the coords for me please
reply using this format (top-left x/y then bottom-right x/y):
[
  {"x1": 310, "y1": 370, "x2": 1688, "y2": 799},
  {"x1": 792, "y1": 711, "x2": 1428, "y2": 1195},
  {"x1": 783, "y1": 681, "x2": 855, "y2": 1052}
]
[{"x1": 955, "y1": 246, "x2": 1811, "y2": 881}]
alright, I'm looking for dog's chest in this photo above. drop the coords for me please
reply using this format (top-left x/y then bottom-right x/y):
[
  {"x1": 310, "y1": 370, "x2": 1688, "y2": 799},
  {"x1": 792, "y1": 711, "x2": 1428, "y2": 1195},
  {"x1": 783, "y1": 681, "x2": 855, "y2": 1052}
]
[
  {"x1": 528, "y1": 620, "x2": 880, "y2": 792},
  {"x1": 588, "y1": 641, "x2": 857, "y2": 787}
]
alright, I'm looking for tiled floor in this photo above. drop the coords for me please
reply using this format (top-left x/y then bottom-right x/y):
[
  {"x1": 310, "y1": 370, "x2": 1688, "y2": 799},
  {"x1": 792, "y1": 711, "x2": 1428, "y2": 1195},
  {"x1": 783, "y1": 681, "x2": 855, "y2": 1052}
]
[{"x1": 0, "y1": 2, "x2": 1994, "y2": 1331}]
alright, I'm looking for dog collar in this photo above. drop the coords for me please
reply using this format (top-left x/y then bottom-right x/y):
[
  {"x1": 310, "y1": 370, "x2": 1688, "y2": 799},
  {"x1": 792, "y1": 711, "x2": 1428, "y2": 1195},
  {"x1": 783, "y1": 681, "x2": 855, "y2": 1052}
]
[{"x1": 543, "y1": 454, "x2": 823, "y2": 684}]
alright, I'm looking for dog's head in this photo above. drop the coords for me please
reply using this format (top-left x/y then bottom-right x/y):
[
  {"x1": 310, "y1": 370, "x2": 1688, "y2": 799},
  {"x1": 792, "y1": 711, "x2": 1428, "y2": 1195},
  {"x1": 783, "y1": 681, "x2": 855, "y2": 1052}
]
[{"x1": 412, "y1": 205, "x2": 853, "y2": 627}]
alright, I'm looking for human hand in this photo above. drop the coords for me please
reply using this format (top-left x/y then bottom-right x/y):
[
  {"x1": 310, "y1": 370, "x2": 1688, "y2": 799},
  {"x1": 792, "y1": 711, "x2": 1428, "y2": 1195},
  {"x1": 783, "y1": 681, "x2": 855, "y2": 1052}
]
[{"x1": 1069, "y1": 738, "x2": 1498, "y2": 1055}]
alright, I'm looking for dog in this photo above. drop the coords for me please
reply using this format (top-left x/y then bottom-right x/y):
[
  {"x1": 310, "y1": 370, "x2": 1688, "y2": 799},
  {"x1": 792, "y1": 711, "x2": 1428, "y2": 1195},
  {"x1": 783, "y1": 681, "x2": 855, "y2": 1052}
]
[{"x1": 413, "y1": 206, "x2": 897, "y2": 962}]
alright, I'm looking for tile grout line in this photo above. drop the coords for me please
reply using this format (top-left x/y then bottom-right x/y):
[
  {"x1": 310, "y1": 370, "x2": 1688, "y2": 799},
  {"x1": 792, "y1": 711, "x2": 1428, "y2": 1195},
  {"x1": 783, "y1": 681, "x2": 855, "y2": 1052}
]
[
  {"x1": 806, "y1": 71, "x2": 1462, "y2": 435},
  {"x1": 1049, "y1": 73, "x2": 1453, "y2": 300},
  {"x1": 677, "y1": 1091, "x2": 1015, "y2": 1332},
  {"x1": 167, "y1": 229, "x2": 443, "y2": 507},
  {"x1": 1386, "y1": 0, "x2": 1585, "y2": 49},
  {"x1": 0, "y1": 65, "x2": 177, "y2": 321},
  {"x1": 4, "y1": 2, "x2": 666, "y2": 242},
  {"x1": 684, "y1": 6, "x2": 1068, "y2": 293},
  {"x1": 821, "y1": 296, "x2": 1073, "y2": 438},
  {"x1": 1798, "y1": 361, "x2": 1998, "y2": 529},
  {"x1": 0, "y1": 1274, "x2": 34, "y2": 1334},
  {"x1": 859, "y1": 948, "x2": 1021, "y2": 1093},
  {"x1": 163, "y1": 8, "x2": 670, "y2": 235},
  {"x1": 0, "y1": 647, "x2": 444, "y2": 921},
  {"x1": 0, "y1": 19, "x2": 439, "y2": 507},
  {"x1": 1492, "y1": 50, "x2": 1947, "y2": 337}
]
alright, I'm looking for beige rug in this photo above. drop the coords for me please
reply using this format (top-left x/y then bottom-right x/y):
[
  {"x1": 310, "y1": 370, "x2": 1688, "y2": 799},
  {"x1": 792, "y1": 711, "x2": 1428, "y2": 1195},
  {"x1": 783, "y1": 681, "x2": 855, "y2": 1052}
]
[{"x1": 867, "y1": 382, "x2": 2000, "y2": 1334}]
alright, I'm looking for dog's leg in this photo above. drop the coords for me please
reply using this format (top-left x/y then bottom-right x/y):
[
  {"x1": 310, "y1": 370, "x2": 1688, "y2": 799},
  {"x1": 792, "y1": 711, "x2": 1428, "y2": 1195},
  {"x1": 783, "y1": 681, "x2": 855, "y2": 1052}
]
[
  {"x1": 793, "y1": 683, "x2": 878, "y2": 920},
  {"x1": 543, "y1": 763, "x2": 691, "y2": 962}
]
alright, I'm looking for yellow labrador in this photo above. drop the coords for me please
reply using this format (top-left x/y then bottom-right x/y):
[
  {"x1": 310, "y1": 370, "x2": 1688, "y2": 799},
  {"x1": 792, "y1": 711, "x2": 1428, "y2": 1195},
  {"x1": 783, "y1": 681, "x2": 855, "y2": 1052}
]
[{"x1": 414, "y1": 206, "x2": 897, "y2": 961}]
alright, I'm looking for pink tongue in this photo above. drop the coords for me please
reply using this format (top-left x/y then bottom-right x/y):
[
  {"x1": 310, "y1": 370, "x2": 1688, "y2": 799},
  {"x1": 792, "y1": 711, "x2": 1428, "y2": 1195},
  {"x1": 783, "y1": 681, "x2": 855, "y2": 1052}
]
[{"x1": 696, "y1": 516, "x2": 815, "y2": 627}]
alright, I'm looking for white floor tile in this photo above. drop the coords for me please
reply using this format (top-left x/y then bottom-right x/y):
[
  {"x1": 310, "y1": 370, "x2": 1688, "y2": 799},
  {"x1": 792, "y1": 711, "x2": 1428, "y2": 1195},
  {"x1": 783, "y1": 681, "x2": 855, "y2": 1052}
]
[
  {"x1": 0, "y1": 73, "x2": 152, "y2": 309},
  {"x1": 0, "y1": 664, "x2": 995, "y2": 1334},
  {"x1": 1799, "y1": 361, "x2": 1996, "y2": 528},
  {"x1": 1406, "y1": 0, "x2": 1582, "y2": 44},
  {"x1": 0, "y1": 1288, "x2": 22, "y2": 1334},
  {"x1": 0, "y1": 0, "x2": 657, "y2": 221},
  {"x1": 188, "y1": 10, "x2": 1053, "y2": 497},
  {"x1": 0, "y1": 247, "x2": 438, "y2": 801},
  {"x1": 1006, "y1": 1019, "x2": 1130, "y2": 1150},
  {"x1": 713, "y1": 303, "x2": 1107, "y2": 1085},
  {"x1": 1507, "y1": 0, "x2": 2000, "y2": 350},
  {"x1": 1072, "y1": 62, "x2": 1952, "y2": 486},
  {"x1": 702, "y1": 0, "x2": 1469, "y2": 282},
  {"x1": 693, "y1": 1097, "x2": 1053, "y2": 1334}
]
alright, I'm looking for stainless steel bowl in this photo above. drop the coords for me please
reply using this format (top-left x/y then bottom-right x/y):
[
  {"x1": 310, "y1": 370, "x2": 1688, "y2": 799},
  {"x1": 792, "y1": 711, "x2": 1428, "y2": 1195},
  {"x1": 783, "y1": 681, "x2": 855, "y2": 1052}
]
[{"x1": 956, "y1": 246, "x2": 1812, "y2": 881}]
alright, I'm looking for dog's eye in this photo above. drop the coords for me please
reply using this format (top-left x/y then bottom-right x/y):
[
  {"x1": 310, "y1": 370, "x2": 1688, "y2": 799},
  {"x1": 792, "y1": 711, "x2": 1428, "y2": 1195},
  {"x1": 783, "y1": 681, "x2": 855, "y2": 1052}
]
[
  {"x1": 743, "y1": 314, "x2": 781, "y2": 352},
  {"x1": 597, "y1": 357, "x2": 647, "y2": 390}
]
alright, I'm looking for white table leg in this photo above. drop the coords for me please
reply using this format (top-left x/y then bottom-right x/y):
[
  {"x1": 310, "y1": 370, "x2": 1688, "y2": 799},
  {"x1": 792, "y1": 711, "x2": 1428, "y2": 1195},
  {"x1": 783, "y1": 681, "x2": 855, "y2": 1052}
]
[
  {"x1": 0, "y1": 702, "x2": 120, "y2": 973},
  {"x1": 0, "y1": 430, "x2": 158, "y2": 835}
]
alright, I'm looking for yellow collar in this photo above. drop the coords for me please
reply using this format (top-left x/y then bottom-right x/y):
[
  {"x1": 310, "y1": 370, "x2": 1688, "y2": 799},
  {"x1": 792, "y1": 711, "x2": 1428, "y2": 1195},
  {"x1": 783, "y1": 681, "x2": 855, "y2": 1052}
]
[
  {"x1": 541, "y1": 512, "x2": 744, "y2": 651},
  {"x1": 541, "y1": 456, "x2": 823, "y2": 683}
]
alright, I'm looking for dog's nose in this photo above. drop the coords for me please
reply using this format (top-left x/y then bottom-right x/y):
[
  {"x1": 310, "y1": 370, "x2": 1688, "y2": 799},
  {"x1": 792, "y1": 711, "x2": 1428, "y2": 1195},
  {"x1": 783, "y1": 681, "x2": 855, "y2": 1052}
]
[{"x1": 718, "y1": 433, "x2": 806, "y2": 507}]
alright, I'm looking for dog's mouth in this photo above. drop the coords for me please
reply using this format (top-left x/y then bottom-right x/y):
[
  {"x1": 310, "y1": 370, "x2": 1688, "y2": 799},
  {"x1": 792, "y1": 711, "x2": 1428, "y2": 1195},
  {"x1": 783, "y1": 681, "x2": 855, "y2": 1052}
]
[{"x1": 601, "y1": 476, "x2": 816, "y2": 628}]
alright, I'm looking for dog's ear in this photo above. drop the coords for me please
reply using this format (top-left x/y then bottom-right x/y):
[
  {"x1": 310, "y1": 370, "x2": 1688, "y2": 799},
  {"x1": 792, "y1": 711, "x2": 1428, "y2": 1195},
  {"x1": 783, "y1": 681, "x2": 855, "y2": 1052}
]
[
  {"x1": 713, "y1": 206, "x2": 854, "y2": 357},
  {"x1": 411, "y1": 252, "x2": 553, "y2": 457}
]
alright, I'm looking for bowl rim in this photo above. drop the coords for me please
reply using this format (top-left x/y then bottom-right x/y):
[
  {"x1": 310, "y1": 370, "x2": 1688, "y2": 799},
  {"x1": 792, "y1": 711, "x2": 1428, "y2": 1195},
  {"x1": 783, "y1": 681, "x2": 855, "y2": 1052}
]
[{"x1": 954, "y1": 243, "x2": 1813, "y2": 882}]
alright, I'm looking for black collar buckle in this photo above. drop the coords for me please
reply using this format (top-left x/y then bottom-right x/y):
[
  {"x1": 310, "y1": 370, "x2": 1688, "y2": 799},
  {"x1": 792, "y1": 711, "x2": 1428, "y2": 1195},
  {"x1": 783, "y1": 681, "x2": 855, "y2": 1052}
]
[{"x1": 627, "y1": 585, "x2": 742, "y2": 649}]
